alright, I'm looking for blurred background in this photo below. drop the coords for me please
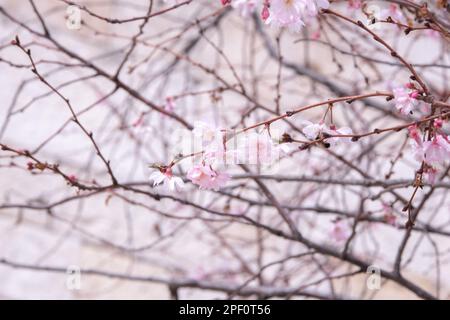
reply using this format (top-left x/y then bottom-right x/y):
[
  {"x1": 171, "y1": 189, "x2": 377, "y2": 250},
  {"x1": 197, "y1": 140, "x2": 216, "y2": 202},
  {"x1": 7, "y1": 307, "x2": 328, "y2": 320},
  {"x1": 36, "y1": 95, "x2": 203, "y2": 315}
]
[{"x1": 0, "y1": 0, "x2": 449, "y2": 299}]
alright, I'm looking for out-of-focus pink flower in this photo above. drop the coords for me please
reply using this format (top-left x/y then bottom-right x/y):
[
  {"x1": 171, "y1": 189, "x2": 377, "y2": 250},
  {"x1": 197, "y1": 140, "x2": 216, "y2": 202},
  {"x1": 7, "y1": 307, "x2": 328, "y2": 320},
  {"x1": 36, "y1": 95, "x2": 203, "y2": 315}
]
[
  {"x1": 27, "y1": 161, "x2": 34, "y2": 170},
  {"x1": 232, "y1": 0, "x2": 259, "y2": 17},
  {"x1": 348, "y1": 0, "x2": 362, "y2": 10},
  {"x1": 409, "y1": 128, "x2": 450, "y2": 166},
  {"x1": 163, "y1": 0, "x2": 184, "y2": 5},
  {"x1": 68, "y1": 174, "x2": 78, "y2": 184},
  {"x1": 189, "y1": 266, "x2": 208, "y2": 281},
  {"x1": 302, "y1": 120, "x2": 353, "y2": 146},
  {"x1": 149, "y1": 167, "x2": 184, "y2": 192},
  {"x1": 422, "y1": 135, "x2": 450, "y2": 165},
  {"x1": 425, "y1": 29, "x2": 440, "y2": 39},
  {"x1": 261, "y1": 3, "x2": 270, "y2": 20},
  {"x1": 434, "y1": 119, "x2": 444, "y2": 129},
  {"x1": 378, "y1": 4, "x2": 406, "y2": 23},
  {"x1": 187, "y1": 164, "x2": 230, "y2": 191},
  {"x1": 132, "y1": 113, "x2": 145, "y2": 127},
  {"x1": 382, "y1": 203, "x2": 397, "y2": 226},
  {"x1": 164, "y1": 97, "x2": 176, "y2": 113},
  {"x1": 408, "y1": 125, "x2": 421, "y2": 144},
  {"x1": 393, "y1": 85, "x2": 419, "y2": 114},
  {"x1": 331, "y1": 220, "x2": 351, "y2": 242},
  {"x1": 327, "y1": 125, "x2": 353, "y2": 146},
  {"x1": 265, "y1": 0, "x2": 329, "y2": 33},
  {"x1": 240, "y1": 132, "x2": 280, "y2": 165},
  {"x1": 265, "y1": 0, "x2": 305, "y2": 32},
  {"x1": 423, "y1": 166, "x2": 438, "y2": 185}
]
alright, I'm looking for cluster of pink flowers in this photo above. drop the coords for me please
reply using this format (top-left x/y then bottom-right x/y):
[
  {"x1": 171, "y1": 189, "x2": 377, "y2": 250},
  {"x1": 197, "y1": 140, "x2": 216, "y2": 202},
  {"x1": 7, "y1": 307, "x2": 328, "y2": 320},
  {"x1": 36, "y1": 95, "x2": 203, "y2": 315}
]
[
  {"x1": 409, "y1": 125, "x2": 450, "y2": 184},
  {"x1": 149, "y1": 120, "x2": 295, "y2": 192},
  {"x1": 392, "y1": 84, "x2": 420, "y2": 115},
  {"x1": 222, "y1": 0, "x2": 329, "y2": 32}
]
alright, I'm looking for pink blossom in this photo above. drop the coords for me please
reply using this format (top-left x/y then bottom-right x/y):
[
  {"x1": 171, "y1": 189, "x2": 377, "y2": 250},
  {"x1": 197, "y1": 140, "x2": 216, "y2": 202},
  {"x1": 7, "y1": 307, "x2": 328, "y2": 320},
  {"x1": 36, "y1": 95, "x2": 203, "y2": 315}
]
[
  {"x1": 68, "y1": 174, "x2": 78, "y2": 184},
  {"x1": 164, "y1": 97, "x2": 176, "y2": 113},
  {"x1": 265, "y1": 0, "x2": 305, "y2": 32},
  {"x1": 193, "y1": 121, "x2": 220, "y2": 147},
  {"x1": 408, "y1": 125, "x2": 421, "y2": 144},
  {"x1": 261, "y1": 4, "x2": 270, "y2": 20},
  {"x1": 265, "y1": 0, "x2": 329, "y2": 33},
  {"x1": 422, "y1": 135, "x2": 450, "y2": 165},
  {"x1": 187, "y1": 164, "x2": 230, "y2": 191},
  {"x1": 149, "y1": 167, "x2": 184, "y2": 192},
  {"x1": 423, "y1": 166, "x2": 438, "y2": 185},
  {"x1": 310, "y1": 29, "x2": 321, "y2": 40},
  {"x1": 409, "y1": 129, "x2": 450, "y2": 166},
  {"x1": 393, "y1": 85, "x2": 418, "y2": 114},
  {"x1": 203, "y1": 137, "x2": 239, "y2": 165},
  {"x1": 304, "y1": 0, "x2": 329, "y2": 17},
  {"x1": 425, "y1": 29, "x2": 440, "y2": 39},
  {"x1": 163, "y1": 0, "x2": 184, "y2": 5},
  {"x1": 331, "y1": 220, "x2": 351, "y2": 242},
  {"x1": 348, "y1": 0, "x2": 362, "y2": 10},
  {"x1": 232, "y1": 0, "x2": 260, "y2": 17},
  {"x1": 378, "y1": 4, "x2": 406, "y2": 23}
]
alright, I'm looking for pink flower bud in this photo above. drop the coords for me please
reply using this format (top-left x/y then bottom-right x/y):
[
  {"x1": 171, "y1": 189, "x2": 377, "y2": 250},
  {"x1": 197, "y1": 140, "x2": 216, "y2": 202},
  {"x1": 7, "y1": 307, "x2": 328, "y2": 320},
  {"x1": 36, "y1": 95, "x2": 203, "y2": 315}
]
[
  {"x1": 311, "y1": 30, "x2": 321, "y2": 40},
  {"x1": 68, "y1": 175, "x2": 78, "y2": 184},
  {"x1": 261, "y1": 6, "x2": 270, "y2": 21}
]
